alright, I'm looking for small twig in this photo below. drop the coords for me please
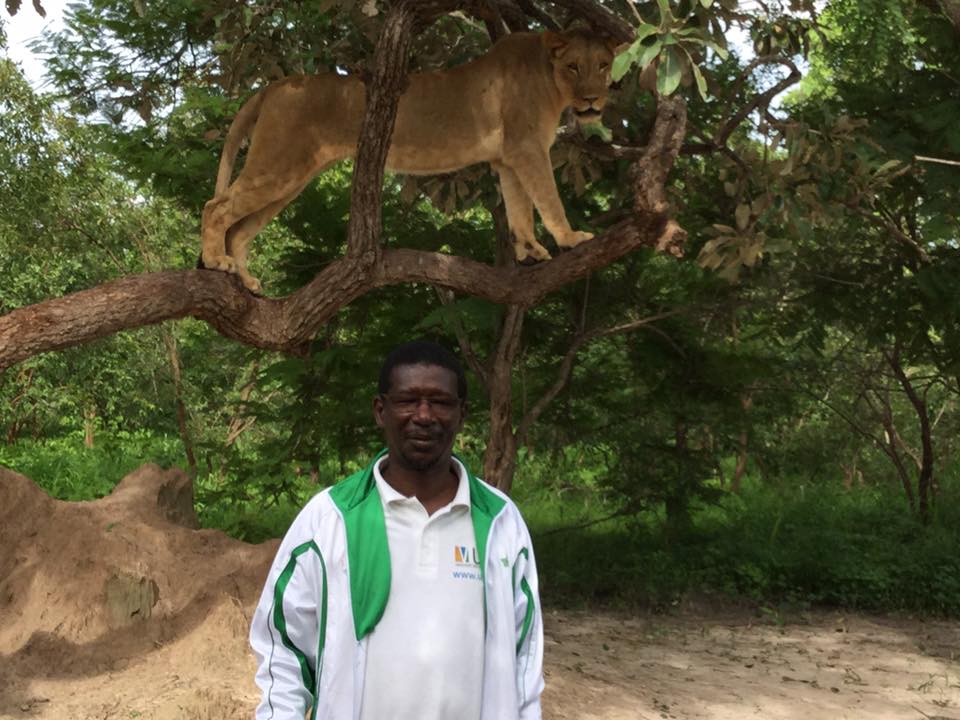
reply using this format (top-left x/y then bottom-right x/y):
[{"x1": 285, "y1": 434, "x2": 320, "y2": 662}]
[
  {"x1": 914, "y1": 154, "x2": 960, "y2": 167},
  {"x1": 539, "y1": 507, "x2": 637, "y2": 536}
]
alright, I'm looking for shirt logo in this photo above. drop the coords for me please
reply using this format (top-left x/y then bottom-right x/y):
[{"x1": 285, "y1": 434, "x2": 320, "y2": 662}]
[{"x1": 453, "y1": 545, "x2": 479, "y2": 566}]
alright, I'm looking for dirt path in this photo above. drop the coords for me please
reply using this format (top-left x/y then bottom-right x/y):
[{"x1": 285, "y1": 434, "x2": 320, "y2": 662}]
[
  {"x1": 2, "y1": 464, "x2": 958, "y2": 719},
  {"x1": 4, "y1": 604, "x2": 958, "y2": 720},
  {"x1": 543, "y1": 609, "x2": 960, "y2": 720}
]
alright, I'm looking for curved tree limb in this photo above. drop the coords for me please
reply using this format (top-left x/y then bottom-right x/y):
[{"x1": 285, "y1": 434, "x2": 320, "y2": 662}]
[{"x1": 0, "y1": 215, "x2": 679, "y2": 372}]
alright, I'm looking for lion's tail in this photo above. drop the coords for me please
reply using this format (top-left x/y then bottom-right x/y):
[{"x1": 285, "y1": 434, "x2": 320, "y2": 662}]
[{"x1": 214, "y1": 89, "x2": 267, "y2": 195}]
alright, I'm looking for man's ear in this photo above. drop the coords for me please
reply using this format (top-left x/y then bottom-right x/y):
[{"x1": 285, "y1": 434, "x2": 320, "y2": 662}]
[
  {"x1": 373, "y1": 395, "x2": 386, "y2": 428},
  {"x1": 542, "y1": 30, "x2": 569, "y2": 55}
]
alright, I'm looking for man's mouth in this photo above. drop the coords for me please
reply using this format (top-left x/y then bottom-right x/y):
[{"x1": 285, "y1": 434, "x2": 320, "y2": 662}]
[{"x1": 406, "y1": 435, "x2": 437, "y2": 447}]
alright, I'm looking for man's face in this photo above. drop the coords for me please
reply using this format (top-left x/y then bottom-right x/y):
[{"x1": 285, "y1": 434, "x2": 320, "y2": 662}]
[{"x1": 373, "y1": 363, "x2": 466, "y2": 473}]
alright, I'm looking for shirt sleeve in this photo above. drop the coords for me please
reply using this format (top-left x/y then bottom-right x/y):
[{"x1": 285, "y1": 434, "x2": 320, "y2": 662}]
[
  {"x1": 250, "y1": 500, "x2": 329, "y2": 720},
  {"x1": 512, "y1": 516, "x2": 545, "y2": 720}
]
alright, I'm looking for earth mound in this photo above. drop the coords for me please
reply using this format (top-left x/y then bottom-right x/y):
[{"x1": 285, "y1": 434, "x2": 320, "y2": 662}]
[{"x1": 0, "y1": 464, "x2": 276, "y2": 718}]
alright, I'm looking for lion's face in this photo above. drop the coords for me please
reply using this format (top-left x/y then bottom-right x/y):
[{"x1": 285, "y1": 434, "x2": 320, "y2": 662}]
[{"x1": 546, "y1": 31, "x2": 617, "y2": 126}]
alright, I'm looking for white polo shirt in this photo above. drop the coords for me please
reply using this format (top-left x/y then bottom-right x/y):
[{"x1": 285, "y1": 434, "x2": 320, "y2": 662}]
[{"x1": 358, "y1": 457, "x2": 485, "y2": 720}]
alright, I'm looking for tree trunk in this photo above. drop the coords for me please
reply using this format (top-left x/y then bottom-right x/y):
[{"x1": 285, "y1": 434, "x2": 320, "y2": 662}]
[
  {"x1": 664, "y1": 423, "x2": 692, "y2": 538},
  {"x1": 877, "y1": 403, "x2": 917, "y2": 514},
  {"x1": 161, "y1": 328, "x2": 197, "y2": 477},
  {"x1": 84, "y1": 404, "x2": 96, "y2": 448},
  {"x1": 483, "y1": 306, "x2": 524, "y2": 492},
  {"x1": 731, "y1": 429, "x2": 748, "y2": 493},
  {"x1": 887, "y1": 349, "x2": 934, "y2": 523}
]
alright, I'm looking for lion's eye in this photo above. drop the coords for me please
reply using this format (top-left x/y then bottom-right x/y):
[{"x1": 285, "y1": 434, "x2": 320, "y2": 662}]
[
  {"x1": 599, "y1": 62, "x2": 609, "y2": 71},
  {"x1": 567, "y1": 63, "x2": 579, "y2": 75}
]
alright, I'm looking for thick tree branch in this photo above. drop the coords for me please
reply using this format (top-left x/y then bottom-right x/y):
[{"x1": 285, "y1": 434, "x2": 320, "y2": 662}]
[
  {"x1": 0, "y1": 214, "x2": 678, "y2": 372},
  {"x1": 346, "y1": 0, "x2": 417, "y2": 261},
  {"x1": 545, "y1": 0, "x2": 634, "y2": 41}
]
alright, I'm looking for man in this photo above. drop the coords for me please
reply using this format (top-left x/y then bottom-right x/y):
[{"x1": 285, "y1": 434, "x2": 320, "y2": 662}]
[{"x1": 250, "y1": 340, "x2": 544, "y2": 720}]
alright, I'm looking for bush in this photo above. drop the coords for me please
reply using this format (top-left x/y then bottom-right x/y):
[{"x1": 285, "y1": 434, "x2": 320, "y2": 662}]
[{"x1": 523, "y1": 471, "x2": 960, "y2": 616}]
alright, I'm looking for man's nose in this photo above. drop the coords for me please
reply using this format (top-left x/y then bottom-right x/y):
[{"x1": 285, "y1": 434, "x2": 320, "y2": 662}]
[{"x1": 412, "y1": 398, "x2": 435, "y2": 421}]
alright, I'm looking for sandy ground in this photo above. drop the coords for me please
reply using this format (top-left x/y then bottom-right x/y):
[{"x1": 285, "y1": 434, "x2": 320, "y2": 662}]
[{"x1": 2, "y1": 464, "x2": 958, "y2": 720}]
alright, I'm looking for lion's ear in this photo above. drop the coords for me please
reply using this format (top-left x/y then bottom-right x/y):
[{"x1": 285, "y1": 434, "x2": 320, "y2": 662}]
[{"x1": 542, "y1": 30, "x2": 569, "y2": 54}]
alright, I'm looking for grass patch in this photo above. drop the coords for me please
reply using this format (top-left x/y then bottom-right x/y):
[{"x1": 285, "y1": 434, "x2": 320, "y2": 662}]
[{"x1": 0, "y1": 432, "x2": 185, "y2": 500}]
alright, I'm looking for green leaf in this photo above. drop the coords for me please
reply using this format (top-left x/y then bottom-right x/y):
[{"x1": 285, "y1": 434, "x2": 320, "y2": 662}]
[
  {"x1": 707, "y1": 40, "x2": 730, "y2": 60},
  {"x1": 611, "y1": 47, "x2": 636, "y2": 82},
  {"x1": 700, "y1": 0, "x2": 714, "y2": 6},
  {"x1": 690, "y1": 60, "x2": 708, "y2": 100},
  {"x1": 612, "y1": 26, "x2": 661, "y2": 82},
  {"x1": 680, "y1": 46, "x2": 708, "y2": 100},
  {"x1": 581, "y1": 122, "x2": 613, "y2": 142},
  {"x1": 657, "y1": 46, "x2": 682, "y2": 96},
  {"x1": 656, "y1": 0, "x2": 673, "y2": 25},
  {"x1": 874, "y1": 160, "x2": 901, "y2": 175},
  {"x1": 635, "y1": 23, "x2": 660, "y2": 42},
  {"x1": 636, "y1": 41, "x2": 663, "y2": 70}
]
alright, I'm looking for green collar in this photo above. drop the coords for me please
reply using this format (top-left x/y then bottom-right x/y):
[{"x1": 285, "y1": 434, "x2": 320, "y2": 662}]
[{"x1": 329, "y1": 449, "x2": 506, "y2": 640}]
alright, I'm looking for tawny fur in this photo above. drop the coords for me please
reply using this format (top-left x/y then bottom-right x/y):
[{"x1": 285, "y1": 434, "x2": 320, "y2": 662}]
[{"x1": 200, "y1": 30, "x2": 618, "y2": 293}]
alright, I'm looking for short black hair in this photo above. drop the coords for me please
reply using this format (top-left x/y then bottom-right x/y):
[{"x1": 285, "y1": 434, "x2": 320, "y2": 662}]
[{"x1": 378, "y1": 340, "x2": 467, "y2": 400}]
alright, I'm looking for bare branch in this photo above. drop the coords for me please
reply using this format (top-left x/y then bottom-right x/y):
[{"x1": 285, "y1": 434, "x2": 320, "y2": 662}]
[
  {"x1": 914, "y1": 154, "x2": 960, "y2": 167},
  {"x1": 433, "y1": 286, "x2": 490, "y2": 388},
  {"x1": 679, "y1": 57, "x2": 802, "y2": 159},
  {"x1": 844, "y1": 202, "x2": 932, "y2": 265},
  {"x1": 515, "y1": 308, "x2": 681, "y2": 444}
]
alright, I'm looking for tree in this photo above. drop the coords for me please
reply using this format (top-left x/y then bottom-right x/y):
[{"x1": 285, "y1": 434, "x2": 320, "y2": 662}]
[{"x1": 7, "y1": 0, "x2": 954, "y2": 504}]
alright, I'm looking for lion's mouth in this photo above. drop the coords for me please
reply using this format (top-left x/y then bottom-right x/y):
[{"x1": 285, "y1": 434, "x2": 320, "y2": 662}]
[{"x1": 574, "y1": 108, "x2": 603, "y2": 123}]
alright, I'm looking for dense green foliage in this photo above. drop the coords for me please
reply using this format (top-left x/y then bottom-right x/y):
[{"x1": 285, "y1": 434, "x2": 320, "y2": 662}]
[{"x1": 2, "y1": 0, "x2": 959, "y2": 615}]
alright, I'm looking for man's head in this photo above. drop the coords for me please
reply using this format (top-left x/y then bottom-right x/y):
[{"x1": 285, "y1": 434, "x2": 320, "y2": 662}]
[{"x1": 374, "y1": 340, "x2": 467, "y2": 473}]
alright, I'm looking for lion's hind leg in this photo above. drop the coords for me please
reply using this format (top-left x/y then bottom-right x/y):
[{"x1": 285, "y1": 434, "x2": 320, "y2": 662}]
[
  {"x1": 226, "y1": 184, "x2": 309, "y2": 294},
  {"x1": 200, "y1": 173, "x2": 304, "y2": 288},
  {"x1": 200, "y1": 195, "x2": 237, "y2": 274}
]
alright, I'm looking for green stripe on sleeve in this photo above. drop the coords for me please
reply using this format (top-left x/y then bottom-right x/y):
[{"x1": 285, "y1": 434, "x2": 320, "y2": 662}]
[
  {"x1": 513, "y1": 547, "x2": 535, "y2": 654},
  {"x1": 309, "y1": 548, "x2": 328, "y2": 720},
  {"x1": 273, "y1": 540, "x2": 325, "y2": 695}
]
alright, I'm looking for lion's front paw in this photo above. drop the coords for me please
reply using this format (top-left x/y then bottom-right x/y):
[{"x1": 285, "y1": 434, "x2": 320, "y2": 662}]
[
  {"x1": 555, "y1": 230, "x2": 594, "y2": 249},
  {"x1": 201, "y1": 252, "x2": 237, "y2": 274}
]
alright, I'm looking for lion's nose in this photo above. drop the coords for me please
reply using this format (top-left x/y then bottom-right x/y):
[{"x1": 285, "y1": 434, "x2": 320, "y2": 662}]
[{"x1": 583, "y1": 95, "x2": 600, "y2": 104}]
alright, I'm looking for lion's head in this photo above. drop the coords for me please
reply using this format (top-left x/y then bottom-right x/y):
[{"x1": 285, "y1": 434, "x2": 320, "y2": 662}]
[{"x1": 544, "y1": 30, "x2": 620, "y2": 126}]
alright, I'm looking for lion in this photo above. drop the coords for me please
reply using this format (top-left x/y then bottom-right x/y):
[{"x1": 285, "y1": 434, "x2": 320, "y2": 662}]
[{"x1": 200, "y1": 29, "x2": 619, "y2": 293}]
